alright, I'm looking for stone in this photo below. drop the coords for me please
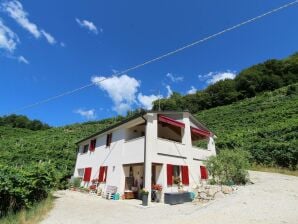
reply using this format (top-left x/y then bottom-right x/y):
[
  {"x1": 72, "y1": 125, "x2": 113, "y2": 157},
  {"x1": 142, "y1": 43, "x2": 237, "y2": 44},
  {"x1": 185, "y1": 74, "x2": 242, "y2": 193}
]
[
  {"x1": 222, "y1": 186, "x2": 233, "y2": 194},
  {"x1": 207, "y1": 188, "x2": 218, "y2": 197},
  {"x1": 199, "y1": 192, "x2": 208, "y2": 199},
  {"x1": 214, "y1": 191, "x2": 225, "y2": 199}
]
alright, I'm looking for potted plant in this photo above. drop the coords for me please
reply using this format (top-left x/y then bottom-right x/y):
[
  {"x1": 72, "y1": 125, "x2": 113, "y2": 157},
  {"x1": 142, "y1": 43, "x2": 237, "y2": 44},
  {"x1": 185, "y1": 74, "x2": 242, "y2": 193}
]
[
  {"x1": 89, "y1": 185, "x2": 97, "y2": 193},
  {"x1": 69, "y1": 177, "x2": 81, "y2": 191},
  {"x1": 140, "y1": 188, "x2": 149, "y2": 206},
  {"x1": 152, "y1": 184, "x2": 162, "y2": 202},
  {"x1": 174, "y1": 177, "x2": 183, "y2": 191}
]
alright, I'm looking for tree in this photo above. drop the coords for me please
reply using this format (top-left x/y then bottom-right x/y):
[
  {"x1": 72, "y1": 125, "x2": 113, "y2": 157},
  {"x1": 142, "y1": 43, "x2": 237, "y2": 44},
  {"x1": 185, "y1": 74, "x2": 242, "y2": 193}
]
[
  {"x1": 206, "y1": 79, "x2": 239, "y2": 106},
  {"x1": 205, "y1": 149, "x2": 250, "y2": 185}
]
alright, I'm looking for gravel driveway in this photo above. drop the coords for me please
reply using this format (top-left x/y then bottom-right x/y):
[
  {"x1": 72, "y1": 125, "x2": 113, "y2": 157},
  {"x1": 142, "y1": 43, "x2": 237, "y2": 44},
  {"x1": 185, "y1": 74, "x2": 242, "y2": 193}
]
[{"x1": 42, "y1": 171, "x2": 298, "y2": 224}]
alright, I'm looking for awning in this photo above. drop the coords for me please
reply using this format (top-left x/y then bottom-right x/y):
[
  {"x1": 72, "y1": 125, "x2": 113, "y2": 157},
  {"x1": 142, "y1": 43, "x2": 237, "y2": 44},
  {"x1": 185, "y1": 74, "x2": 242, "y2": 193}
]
[
  {"x1": 158, "y1": 115, "x2": 185, "y2": 128},
  {"x1": 191, "y1": 127, "x2": 212, "y2": 138}
]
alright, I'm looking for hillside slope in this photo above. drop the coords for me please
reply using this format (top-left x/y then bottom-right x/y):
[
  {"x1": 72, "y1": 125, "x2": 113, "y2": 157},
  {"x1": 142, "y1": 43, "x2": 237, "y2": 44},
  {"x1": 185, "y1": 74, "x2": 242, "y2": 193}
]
[
  {"x1": 0, "y1": 117, "x2": 123, "y2": 176},
  {"x1": 196, "y1": 84, "x2": 298, "y2": 169}
]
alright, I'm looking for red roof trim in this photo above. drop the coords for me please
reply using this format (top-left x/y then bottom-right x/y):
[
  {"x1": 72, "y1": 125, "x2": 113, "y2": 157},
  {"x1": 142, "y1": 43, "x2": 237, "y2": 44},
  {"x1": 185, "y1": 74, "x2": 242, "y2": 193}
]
[
  {"x1": 191, "y1": 127, "x2": 212, "y2": 137},
  {"x1": 158, "y1": 115, "x2": 185, "y2": 128}
]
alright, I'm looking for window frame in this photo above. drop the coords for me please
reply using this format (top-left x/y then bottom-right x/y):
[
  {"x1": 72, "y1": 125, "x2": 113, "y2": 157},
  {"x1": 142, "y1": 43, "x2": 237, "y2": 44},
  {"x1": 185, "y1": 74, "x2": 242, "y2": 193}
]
[
  {"x1": 82, "y1": 144, "x2": 89, "y2": 154},
  {"x1": 106, "y1": 133, "x2": 112, "y2": 147}
]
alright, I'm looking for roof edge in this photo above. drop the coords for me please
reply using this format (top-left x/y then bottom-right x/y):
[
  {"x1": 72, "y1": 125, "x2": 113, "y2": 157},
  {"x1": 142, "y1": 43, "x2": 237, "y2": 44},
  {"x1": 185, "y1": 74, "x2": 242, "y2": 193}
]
[{"x1": 75, "y1": 111, "x2": 146, "y2": 144}]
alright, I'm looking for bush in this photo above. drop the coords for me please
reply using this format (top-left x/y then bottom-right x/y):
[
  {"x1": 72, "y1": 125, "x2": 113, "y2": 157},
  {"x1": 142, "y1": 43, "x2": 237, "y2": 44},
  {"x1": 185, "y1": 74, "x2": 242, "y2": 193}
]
[
  {"x1": 205, "y1": 149, "x2": 250, "y2": 185},
  {"x1": 0, "y1": 162, "x2": 58, "y2": 217},
  {"x1": 69, "y1": 177, "x2": 82, "y2": 188}
]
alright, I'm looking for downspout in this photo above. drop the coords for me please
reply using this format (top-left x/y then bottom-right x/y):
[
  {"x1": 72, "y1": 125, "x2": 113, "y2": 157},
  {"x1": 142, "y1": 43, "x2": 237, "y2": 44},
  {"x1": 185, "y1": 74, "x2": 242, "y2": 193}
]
[{"x1": 141, "y1": 115, "x2": 147, "y2": 187}]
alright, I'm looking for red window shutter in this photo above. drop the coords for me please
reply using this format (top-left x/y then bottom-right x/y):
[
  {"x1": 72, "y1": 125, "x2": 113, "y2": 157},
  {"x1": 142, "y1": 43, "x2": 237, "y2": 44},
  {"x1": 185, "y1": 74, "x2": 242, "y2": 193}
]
[
  {"x1": 83, "y1": 167, "x2": 92, "y2": 181},
  {"x1": 104, "y1": 166, "x2": 108, "y2": 182},
  {"x1": 98, "y1": 166, "x2": 105, "y2": 182},
  {"x1": 90, "y1": 139, "x2": 96, "y2": 151},
  {"x1": 181, "y1": 166, "x2": 189, "y2": 185},
  {"x1": 167, "y1": 164, "x2": 173, "y2": 185},
  {"x1": 200, "y1": 166, "x2": 208, "y2": 179}
]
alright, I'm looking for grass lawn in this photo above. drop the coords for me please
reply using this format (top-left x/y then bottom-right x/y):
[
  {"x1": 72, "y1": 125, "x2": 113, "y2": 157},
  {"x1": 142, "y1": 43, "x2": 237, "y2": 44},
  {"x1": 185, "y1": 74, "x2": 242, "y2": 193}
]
[{"x1": 251, "y1": 165, "x2": 298, "y2": 177}]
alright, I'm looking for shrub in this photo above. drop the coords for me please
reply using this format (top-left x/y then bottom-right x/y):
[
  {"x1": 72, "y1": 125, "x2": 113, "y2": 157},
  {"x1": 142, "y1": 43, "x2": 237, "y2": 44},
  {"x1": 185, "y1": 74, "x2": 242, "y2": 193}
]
[
  {"x1": 205, "y1": 149, "x2": 250, "y2": 185},
  {"x1": 69, "y1": 177, "x2": 82, "y2": 188},
  {"x1": 0, "y1": 162, "x2": 58, "y2": 217}
]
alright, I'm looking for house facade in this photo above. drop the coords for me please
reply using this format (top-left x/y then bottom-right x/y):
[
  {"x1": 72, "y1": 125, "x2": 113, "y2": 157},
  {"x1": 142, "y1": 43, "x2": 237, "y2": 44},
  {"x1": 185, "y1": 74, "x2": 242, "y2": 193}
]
[{"x1": 73, "y1": 111, "x2": 216, "y2": 200}]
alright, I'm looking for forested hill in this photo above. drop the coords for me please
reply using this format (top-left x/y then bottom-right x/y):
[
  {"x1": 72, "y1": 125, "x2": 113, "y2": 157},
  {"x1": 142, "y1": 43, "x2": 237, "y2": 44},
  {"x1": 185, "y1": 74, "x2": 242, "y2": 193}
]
[
  {"x1": 153, "y1": 52, "x2": 298, "y2": 112},
  {"x1": 0, "y1": 114, "x2": 50, "y2": 131},
  {"x1": 196, "y1": 83, "x2": 298, "y2": 169}
]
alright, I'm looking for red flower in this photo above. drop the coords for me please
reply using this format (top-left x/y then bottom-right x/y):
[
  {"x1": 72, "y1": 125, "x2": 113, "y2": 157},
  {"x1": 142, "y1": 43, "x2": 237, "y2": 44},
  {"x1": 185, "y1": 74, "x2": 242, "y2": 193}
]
[{"x1": 152, "y1": 184, "x2": 162, "y2": 191}]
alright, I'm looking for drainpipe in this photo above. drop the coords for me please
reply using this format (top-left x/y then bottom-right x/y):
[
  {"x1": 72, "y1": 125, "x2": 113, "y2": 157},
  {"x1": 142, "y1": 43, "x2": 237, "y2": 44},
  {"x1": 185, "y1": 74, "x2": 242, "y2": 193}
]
[{"x1": 141, "y1": 115, "x2": 147, "y2": 187}]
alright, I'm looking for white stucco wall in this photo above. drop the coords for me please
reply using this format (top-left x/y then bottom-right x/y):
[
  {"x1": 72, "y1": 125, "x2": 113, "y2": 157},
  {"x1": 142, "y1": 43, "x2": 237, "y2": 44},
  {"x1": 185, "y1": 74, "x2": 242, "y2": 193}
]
[{"x1": 73, "y1": 112, "x2": 216, "y2": 198}]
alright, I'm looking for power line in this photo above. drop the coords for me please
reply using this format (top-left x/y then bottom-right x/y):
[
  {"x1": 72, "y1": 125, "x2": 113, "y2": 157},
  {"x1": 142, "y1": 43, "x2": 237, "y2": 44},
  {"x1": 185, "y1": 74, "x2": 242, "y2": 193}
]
[{"x1": 10, "y1": 0, "x2": 298, "y2": 114}]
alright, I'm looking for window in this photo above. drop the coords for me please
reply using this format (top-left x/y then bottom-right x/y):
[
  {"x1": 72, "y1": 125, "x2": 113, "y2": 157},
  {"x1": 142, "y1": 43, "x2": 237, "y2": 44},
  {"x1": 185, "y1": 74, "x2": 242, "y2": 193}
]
[
  {"x1": 77, "y1": 168, "x2": 84, "y2": 177},
  {"x1": 98, "y1": 166, "x2": 108, "y2": 182},
  {"x1": 82, "y1": 144, "x2": 89, "y2": 153},
  {"x1": 173, "y1": 165, "x2": 180, "y2": 183},
  {"x1": 89, "y1": 139, "x2": 96, "y2": 152},
  {"x1": 200, "y1": 166, "x2": 208, "y2": 179},
  {"x1": 106, "y1": 133, "x2": 112, "y2": 147},
  {"x1": 167, "y1": 164, "x2": 189, "y2": 185},
  {"x1": 83, "y1": 167, "x2": 92, "y2": 182}
]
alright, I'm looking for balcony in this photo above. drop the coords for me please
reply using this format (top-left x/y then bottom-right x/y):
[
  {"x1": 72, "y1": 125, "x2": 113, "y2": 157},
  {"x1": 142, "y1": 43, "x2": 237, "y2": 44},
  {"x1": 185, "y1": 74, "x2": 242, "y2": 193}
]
[
  {"x1": 123, "y1": 136, "x2": 145, "y2": 164},
  {"x1": 192, "y1": 146, "x2": 214, "y2": 161},
  {"x1": 154, "y1": 138, "x2": 187, "y2": 159}
]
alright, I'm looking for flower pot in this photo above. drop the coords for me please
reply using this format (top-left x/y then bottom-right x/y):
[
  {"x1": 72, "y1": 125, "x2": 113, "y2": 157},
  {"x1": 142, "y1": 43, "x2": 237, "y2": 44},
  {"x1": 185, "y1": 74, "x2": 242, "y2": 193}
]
[
  {"x1": 155, "y1": 191, "x2": 162, "y2": 202},
  {"x1": 142, "y1": 193, "x2": 149, "y2": 206}
]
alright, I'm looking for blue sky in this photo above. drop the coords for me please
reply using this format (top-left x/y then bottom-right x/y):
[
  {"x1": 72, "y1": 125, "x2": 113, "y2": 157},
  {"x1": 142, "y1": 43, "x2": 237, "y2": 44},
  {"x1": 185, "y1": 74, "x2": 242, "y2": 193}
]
[{"x1": 0, "y1": 0, "x2": 297, "y2": 126}]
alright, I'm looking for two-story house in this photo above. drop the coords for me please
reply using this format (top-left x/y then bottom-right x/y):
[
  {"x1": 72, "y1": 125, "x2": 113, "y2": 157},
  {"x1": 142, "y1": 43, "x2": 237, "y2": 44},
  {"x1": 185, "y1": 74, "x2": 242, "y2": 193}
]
[{"x1": 73, "y1": 111, "x2": 216, "y2": 200}]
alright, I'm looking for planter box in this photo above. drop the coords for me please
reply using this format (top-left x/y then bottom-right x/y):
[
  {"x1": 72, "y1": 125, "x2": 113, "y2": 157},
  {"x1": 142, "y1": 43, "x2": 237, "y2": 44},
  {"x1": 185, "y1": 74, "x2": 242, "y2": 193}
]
[
  {"x1": 142, "y1": 194, "x2": 149, "y2": 206},
  {"x1": 164, "y1": 192, "x2": 192, "y2": 205}
]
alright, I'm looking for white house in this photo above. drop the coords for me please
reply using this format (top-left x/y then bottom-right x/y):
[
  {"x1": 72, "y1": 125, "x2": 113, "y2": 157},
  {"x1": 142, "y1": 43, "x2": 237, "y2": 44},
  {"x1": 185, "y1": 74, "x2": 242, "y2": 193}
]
[{"x1": 73, "y1": 111, "x2": 216, "y2": 201}]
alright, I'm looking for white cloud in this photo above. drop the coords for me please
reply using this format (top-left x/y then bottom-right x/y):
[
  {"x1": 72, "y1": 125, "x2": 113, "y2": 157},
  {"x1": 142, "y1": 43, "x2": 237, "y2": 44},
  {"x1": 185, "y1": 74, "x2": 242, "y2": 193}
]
[
  {"x1": 60, "y1": 42, "x2": 65, "y2": 47},
  {"x1": 2, "y1": 0, "x2": 56, "y2": 44},
  {"x1": 187, "y1": 86, "x2": 197, "y2": 94},
  {"x1": 18, "y1": 55, "x2": 29, "y2": 64},
  {"x1": 207, "y1": 71, "x2": 236, "y2": 84},
  {"x1": 91, "y1": 75, "x2": 140, "y2": 114},
  {"x1": 137, "y1": 93, "x2": 161, "y2": 110},
  {"x1": 198, "y1": 70, "x2": 237, "y2": 84},
  {"x1": 74, "y1": 108, "x2": 96, "y2": 120},
  {"x1": 2, "y1": 0, "x2": 40, "y2": 38},
  {"x1": 0, "y1": 18, "x2": 19, "y2": 52},
  {"x1": 76, "y1": 18, "x2": 99, "y2": 34},
  {"x1": 166, "y1": 85, "x2": 173, "y2": 98},
  {"x1": 41, "y1": 30, "x2": 56, "y2": 45},
  {"x1": 166, "y1": 73, "x2": 183, "y2": 82}
]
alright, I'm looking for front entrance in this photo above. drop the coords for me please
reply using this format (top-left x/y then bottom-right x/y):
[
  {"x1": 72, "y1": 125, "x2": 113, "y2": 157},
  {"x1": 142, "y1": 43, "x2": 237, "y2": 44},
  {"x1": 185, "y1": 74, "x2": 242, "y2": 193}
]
[
  {"x1": 123, "y1": 163, "x2": 144, "y2": 199},
  {"x1": 151, "y1": 163, "x2": 163, "y2": 185}
]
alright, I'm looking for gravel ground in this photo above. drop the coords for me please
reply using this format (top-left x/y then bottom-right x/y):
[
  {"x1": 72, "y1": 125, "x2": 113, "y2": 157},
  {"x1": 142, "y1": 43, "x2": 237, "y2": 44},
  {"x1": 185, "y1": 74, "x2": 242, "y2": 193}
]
[{"x1": 42, "y1": 171, "x2": 298, "y2": 224}]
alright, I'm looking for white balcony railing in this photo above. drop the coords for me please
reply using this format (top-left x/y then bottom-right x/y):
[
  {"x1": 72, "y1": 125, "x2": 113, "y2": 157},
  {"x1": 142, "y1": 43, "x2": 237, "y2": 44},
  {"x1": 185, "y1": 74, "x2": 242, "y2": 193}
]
[
  {"x1": 192, "y1": 146, "x2": 214, "y2": 161},
  {"x1": 155, "y1": 138, "x2": 187, "y2": 158},
  {"x1": 123, "y1": 136, "x2": 145, "y2": 164}
]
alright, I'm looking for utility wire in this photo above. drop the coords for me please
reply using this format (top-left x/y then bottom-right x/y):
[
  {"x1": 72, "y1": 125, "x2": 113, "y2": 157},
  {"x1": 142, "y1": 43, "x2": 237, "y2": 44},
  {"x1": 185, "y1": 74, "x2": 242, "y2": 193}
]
[{"x1": 11, "y1": 0, "x2": 298, "y2": 114}]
